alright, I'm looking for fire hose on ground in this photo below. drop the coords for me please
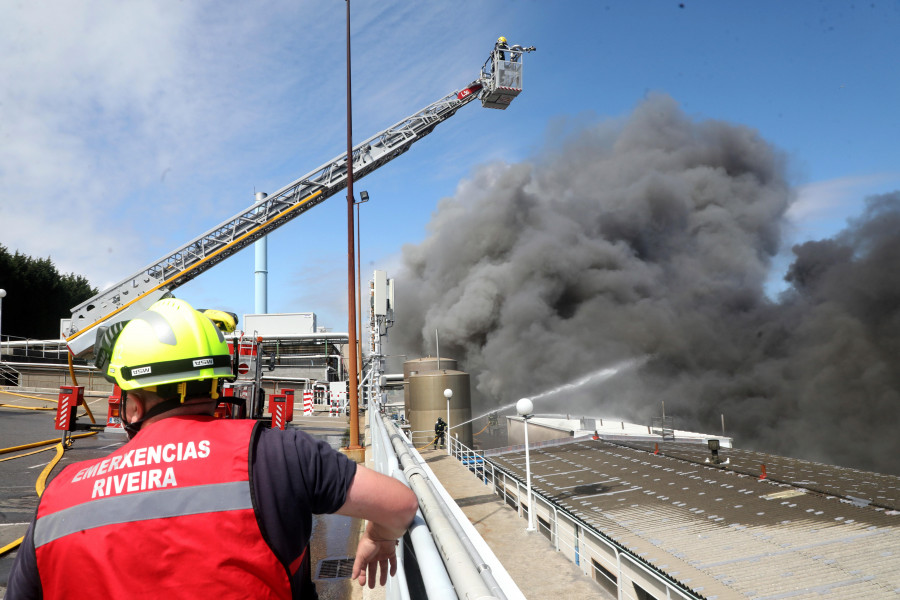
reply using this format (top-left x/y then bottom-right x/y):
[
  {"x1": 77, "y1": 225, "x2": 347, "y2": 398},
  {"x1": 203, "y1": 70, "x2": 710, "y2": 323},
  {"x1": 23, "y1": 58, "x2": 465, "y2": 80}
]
[
  {"x1": 0, "y1": 435, "x2": 97, "y2": 557},
  {"x1": 0, "y1": 391, "x2": 98, "y2": 558}
]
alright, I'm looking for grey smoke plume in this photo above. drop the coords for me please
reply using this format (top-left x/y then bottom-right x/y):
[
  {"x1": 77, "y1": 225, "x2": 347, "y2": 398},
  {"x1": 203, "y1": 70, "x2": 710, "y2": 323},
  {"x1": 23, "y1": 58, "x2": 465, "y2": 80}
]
[{"x1": 394, "y1": 94, "x2": 900, "y2": 474}]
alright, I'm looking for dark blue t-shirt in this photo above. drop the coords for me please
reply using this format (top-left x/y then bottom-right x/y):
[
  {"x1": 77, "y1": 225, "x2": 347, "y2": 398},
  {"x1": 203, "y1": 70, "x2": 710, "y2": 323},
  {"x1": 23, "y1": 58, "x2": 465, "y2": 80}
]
[{"x1": 5, "y1": 424, "x2": 358, "y2": 599}]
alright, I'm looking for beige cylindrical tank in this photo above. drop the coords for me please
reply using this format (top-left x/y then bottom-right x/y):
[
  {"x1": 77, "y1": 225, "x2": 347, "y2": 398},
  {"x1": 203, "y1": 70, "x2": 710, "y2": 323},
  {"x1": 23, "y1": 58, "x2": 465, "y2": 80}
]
[
  {"x1": 407, "y1": 370, "x2": 472, "y2": 449},
  {"x1": 403, "y1": 356, "x2": 458, "y2": 412},
  {"x1": 403, "y1": 356, "x2": 458, "y2": 379}
]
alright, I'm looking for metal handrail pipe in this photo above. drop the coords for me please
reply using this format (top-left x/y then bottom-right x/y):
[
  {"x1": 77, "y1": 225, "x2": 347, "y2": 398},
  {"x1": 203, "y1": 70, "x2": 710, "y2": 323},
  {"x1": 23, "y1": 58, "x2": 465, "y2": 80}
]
[
  {"x1": 0, "y1": 339, "x2": 68, "y2": 349},
  {"x1": 265, "y1": 353, "x2": 344, "y2": 360},
  {"x1": 0, "y1": 361, "x2": 96, "y2": 371},
  {"x1": 226, "y1": 333, "x2": 349, "y2": 341},
  {"x1": 453, "y1": 437, "x2": 704, "y2": 600},
  {"x1": 430, "y1": 439, "x2": 517, "y2": 600},
  {"x1": 383, "y1": 416, "x2": 502, "y2": 600},
  {"x1": 371, "y1": 412, "x2": 455, "y2": 600},
  {"x1": 420, "y1": 471, "x2": 508, "y2": 600}
]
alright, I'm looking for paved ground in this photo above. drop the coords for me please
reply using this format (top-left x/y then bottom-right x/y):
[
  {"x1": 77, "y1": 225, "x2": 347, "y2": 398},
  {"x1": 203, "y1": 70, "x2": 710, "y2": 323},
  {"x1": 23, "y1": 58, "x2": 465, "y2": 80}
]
[{"x1": 419, "y1": 447, "x2": 611, "y2": 599}]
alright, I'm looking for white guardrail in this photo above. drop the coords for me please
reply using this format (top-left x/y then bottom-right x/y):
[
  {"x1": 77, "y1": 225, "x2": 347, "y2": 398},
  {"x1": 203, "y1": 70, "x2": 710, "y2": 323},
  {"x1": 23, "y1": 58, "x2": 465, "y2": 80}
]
[
  {"x1": 371, "y1": 405, "x2": 703, "y2": 600},
  {"x1": 371, "y1": 409, "x2": 524, "y2": 600}
]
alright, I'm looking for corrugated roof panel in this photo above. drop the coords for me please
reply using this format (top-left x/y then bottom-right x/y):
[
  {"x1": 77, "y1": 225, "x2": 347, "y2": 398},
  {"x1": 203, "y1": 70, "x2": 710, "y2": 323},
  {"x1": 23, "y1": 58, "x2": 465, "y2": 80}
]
[{"x1": 493, "y1": 439, "x2": 900, "y2": 598}]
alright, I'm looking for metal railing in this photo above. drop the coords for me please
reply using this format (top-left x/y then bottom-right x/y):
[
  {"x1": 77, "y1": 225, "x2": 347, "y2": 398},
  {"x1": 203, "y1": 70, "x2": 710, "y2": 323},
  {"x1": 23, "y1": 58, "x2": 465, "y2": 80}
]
[
  {"x1": 0, "y1": 337, "x2": 73, "y2": 363},
  {"x1": 444, "y1": 436, "x2": 703, "y2": 600},
  {"x1": 0, "y1": 361, "x2": 20, "y2": 386},
  {"x1": 370, "y1": 409, "x2": 525, "y2": 600}
]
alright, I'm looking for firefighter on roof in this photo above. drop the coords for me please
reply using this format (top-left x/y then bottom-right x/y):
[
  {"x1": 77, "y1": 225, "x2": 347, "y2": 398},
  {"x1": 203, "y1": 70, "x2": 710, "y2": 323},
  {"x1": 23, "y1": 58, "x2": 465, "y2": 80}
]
[{"x1": 435, "y1": 416, "x2": 447, "y2": 448}]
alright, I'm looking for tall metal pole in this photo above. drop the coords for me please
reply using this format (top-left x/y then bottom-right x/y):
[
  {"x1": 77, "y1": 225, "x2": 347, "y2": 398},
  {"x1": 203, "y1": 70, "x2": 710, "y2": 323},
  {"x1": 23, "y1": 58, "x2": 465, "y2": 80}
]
[
  {"x1": 345, "y1": 0, "x2": 361, "y2": 449},
  {"x1": 355, "y1": 193, "x2": 369, "y2": 394},
  {"x1": 356, "y1": 201, "x2": 362, "y2": 383}
]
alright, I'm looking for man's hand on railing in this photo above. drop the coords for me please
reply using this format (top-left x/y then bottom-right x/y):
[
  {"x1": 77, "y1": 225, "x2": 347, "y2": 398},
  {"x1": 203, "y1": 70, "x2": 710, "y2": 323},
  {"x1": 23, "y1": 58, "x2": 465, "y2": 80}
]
[{"x1": 336, "y1": 466, "x2": 418, "y2": 588}]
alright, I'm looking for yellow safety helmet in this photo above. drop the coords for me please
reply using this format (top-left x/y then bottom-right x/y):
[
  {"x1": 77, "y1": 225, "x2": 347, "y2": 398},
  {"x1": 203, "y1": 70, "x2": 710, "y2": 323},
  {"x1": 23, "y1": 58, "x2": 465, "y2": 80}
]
[
  {"x1": 498, "y1": 36, "x2": 507, "y2": 44},
  {"x1": 96, "y1": 298, "x2": 233, "y2": 394}
]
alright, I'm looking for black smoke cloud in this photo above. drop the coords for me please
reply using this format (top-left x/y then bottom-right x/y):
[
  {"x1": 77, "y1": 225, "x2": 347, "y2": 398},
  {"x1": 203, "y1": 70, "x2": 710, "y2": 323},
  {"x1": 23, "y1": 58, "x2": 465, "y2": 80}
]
[{"x1": 394, "y1": 94, "x2": 900, "y2": 474}]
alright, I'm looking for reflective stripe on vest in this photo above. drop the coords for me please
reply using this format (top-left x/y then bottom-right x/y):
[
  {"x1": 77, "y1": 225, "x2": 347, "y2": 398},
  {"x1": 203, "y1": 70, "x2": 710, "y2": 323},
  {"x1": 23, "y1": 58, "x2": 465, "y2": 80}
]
[{"x1": 34, "y1": 480, "x2": 251, "y2": 548}]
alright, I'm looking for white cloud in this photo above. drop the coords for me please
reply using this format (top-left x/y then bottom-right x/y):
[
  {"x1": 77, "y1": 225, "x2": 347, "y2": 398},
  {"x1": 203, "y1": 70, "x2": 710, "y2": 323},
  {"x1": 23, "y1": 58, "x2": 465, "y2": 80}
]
[
  {"x1": 788, "y1": 172, "x2": 899, "y2": 225},
  {"x1": 0, "y1": 0, "x2": 516, "y2": 332}
]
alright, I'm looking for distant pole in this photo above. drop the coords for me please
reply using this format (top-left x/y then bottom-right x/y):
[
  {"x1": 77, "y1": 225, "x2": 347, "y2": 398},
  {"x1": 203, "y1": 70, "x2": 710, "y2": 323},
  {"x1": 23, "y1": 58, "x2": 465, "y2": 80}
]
[
  {"x1": 355, "y1": 190, "x2": 369, "y2": 396},
  {"x1": 721, "y1": 413, "x2": 725, "y2": 435},
  {"x1": 254, "y1": 192, "x2": 268, "y2": 314},
  {"x1": 344, "y1": 0, "x2": 361, "y2": 450},
  {"x1": 355, "y1": 200, "x2": 362, "y2": 386},
  {"x1": 0, "y1": 289, "x2": 6, "y2": 362},
  {"x1": 435, "y1": 328, "x2": 440, "y2": 371}
]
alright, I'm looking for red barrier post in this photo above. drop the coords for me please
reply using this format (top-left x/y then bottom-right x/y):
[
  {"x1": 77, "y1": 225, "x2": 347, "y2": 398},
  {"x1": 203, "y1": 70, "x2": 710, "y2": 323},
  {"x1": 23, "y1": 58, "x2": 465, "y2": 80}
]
[
  {"x1": 56, "y1": 385, "x2": 83, "y2": 431},
  {"x1": 283, "y1": 389, "x2": 295, "y2": 423}
]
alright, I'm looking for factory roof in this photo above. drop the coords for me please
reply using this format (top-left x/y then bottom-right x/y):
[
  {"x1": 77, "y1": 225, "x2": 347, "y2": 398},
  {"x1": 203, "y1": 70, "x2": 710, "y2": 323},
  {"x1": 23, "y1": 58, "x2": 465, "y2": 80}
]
[{"x1": 491, "y1": 438, "x2": 900, "y2": 599}]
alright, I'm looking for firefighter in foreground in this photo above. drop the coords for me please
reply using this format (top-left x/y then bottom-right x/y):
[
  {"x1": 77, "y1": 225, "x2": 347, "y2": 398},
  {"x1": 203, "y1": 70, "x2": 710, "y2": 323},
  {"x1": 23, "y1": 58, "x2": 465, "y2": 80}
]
[{"x1": 6, "y1": 298, "x2": 418, "y2": 599}]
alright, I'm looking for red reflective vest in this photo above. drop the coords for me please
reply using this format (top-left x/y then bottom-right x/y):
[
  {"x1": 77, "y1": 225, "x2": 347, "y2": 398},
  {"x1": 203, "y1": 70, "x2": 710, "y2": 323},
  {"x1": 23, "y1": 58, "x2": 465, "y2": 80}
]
[{"x1": 34, "y1": 416, "x2": 292, "y2": 599}]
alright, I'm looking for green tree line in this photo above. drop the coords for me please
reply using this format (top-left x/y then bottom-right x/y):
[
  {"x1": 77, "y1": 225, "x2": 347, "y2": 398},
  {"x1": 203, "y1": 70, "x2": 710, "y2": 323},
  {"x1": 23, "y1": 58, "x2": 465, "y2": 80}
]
[{"x1": 0, "y1": 244, "x2": 98, "y2": 340}]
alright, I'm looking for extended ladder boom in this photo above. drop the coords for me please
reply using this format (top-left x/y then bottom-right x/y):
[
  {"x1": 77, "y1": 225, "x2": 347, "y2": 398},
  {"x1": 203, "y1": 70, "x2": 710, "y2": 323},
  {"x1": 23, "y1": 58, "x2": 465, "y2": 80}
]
[
  {"x1": 66, "y1": 39, "x2": 535, "y2": 358},
  {"x1": 65, "y1": 83, "x2": 483, "y2": 357}
]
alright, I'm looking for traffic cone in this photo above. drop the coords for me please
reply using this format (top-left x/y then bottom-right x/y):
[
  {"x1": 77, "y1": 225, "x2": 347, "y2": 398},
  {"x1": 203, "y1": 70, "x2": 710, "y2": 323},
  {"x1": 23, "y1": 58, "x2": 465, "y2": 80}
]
[
  {"x1": 654, "y1": 443, "x2": 659, "y2": 455},
  {"x1": 760, "y1": 464, "x2": 767, "y2": 480}
]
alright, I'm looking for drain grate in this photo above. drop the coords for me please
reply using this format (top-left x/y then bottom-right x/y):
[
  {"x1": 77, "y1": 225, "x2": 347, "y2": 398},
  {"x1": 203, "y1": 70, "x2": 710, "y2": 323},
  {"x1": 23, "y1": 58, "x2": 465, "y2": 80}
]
[{"x1": 315, "y1": 557, "x2": 355, "y2": 580}]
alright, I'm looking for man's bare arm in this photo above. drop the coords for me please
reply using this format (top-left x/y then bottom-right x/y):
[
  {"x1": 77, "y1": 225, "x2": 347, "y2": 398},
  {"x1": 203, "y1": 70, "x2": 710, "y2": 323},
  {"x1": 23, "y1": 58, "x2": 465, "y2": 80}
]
[
  {"x1": 336, "y1": 465, "x2": 419, "y2": 587},
  {"x1": 337, "y1": 465, "x2": 418, "y2": 537}
]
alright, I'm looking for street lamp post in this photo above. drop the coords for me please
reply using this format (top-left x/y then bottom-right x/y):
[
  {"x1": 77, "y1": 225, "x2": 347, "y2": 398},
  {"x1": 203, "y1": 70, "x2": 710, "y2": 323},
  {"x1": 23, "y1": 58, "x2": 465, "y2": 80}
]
[
  {"x1": 355, "y1": 190, "x2": 369, "y2": 394},
  {"x1": 443, "y1": 388, "x2": 453, "y2": 455},
  {"x1": 0, "y1": 289, "x2": 6, "y2": 363},
  {"x1": 517, "y1": 397, "x2": 536, "y2": 532}
]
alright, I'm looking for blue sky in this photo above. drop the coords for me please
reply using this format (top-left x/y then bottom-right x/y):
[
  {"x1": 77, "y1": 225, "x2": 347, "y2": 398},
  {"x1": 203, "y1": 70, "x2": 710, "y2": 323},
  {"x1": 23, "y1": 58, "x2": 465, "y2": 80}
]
[{"x1": 1, "y1": 1, "x2": 898, "y2": 333}]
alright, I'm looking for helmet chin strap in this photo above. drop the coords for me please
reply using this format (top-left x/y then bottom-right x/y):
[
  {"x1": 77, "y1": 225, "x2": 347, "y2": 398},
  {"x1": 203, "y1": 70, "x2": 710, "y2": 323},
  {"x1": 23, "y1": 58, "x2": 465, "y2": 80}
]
[
  {"x1": 122, "y1": 394, "x2": 184, "y2": 440},
  {"x1": 122, "y1": 379, "x2": 221, "y2": 440}
]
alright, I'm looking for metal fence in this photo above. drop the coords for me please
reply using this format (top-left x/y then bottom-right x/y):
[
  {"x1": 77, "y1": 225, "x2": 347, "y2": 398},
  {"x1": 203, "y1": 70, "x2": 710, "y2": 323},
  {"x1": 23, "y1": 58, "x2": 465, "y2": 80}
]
[
  {"x1": 445, "y1": 435, "x2": 703, "y2": 600},
  {"x1": 370, "y1": 411, "x2": 526, "y2": 600}
]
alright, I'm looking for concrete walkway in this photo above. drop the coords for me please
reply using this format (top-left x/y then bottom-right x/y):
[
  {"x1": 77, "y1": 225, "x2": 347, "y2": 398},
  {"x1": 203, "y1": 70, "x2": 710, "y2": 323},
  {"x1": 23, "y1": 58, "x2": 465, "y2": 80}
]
[{"x1": 418, "y1": 448, "x2": 610, "y2": 600}]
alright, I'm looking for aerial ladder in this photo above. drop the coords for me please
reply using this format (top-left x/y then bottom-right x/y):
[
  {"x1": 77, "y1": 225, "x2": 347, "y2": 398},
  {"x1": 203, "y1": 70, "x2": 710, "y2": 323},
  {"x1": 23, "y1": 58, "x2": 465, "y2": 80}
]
[{"x1": 63, "y1": 41, "x2": 536, "y2": 361}]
